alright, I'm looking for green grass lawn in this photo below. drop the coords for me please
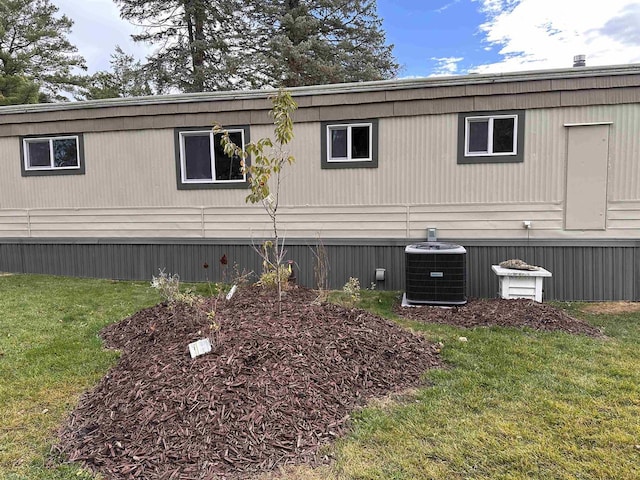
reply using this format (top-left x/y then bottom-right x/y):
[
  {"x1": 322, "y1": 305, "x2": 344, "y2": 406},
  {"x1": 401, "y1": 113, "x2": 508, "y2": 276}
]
[
  {"x1": 1, "y1": 276, "x2": 639, "y2": 479},
  {"x1": 0, "y1": 274, "x2": 161, "y2": 479}
]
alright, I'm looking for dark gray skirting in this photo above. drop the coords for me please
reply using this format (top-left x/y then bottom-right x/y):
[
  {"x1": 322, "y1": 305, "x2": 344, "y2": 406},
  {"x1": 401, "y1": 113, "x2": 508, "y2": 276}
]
[{"x1": 1, "y1": 238, "x2": 639, "y2": 301}]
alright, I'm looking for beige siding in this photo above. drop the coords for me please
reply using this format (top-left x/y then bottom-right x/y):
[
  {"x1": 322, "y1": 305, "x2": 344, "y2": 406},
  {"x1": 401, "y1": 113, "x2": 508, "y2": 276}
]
[
  {"x1": 608, "y1": 201, "x2": 640, "y2": 231},
  {"x1": 285, "y1": 114, "x2": 564, "y2": 206},
  {"x1": 286, "y1": 106, "x2": 636, "y2": 207},
  {"x1": 0, "y1": 137, "x2": 22, "y2": 195},
  {"x1": 0, "y1": 209, "x2": 29, "y2": 237},
  {"x1": 7, "y1": 202, "x2": 640, "y2": 239},
  {"x1": 607, "y1": 107, "x2": 640, "y2": 201},
  {"x1": 27, "y1": 208, "x2": 204, "y2": 238},
  {"x1": 1, "y1": 130, "x2": 251, "y2": 208},
  {"x1": 407, "y1": 202, "x2": 563, "y2": 239},
  {"x1": 203, "y1": 206, "x2": 409, "y2": 238},
  {"x1": 2, "y1": 102, "x2": 640, "y2": 240}
]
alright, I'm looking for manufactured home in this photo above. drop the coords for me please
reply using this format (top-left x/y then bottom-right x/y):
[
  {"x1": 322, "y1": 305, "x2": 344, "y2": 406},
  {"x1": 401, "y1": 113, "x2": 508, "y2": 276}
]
[{"x1": 1, "y1": 63, "x2": 640, "y2": 300}]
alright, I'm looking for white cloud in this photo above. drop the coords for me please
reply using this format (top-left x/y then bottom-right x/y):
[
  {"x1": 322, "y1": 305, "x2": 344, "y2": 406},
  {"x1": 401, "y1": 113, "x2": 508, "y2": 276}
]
[
  {"x1": 56, "y1": 0, "x2": 152, "y2": 73},
  {"x1": 435, "y1": 0, "x2": 462, "y2": 14},
  {"x1": 430, "y1": 57, "x2": 465, "y2": 76},
  {"x1": 471, "y1": 0, "x2": 640, "y2": 73},
  {"x1": 597, "y1": 3, "x2": 640, "y2": 46}
]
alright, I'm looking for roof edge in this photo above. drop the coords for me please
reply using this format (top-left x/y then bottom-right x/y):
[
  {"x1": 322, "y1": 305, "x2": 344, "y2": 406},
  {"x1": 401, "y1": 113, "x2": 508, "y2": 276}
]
[{"x1": 1, "y1": 63, "x2": 639, "y2": 115}]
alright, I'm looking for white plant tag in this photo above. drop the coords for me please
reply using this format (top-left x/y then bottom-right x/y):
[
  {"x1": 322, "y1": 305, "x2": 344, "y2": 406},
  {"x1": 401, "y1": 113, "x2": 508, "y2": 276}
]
[
  {"x1": 188, "y1": 338, "x2": 212, "y2": 359},
  {"x1": 226, "y1": 284, "x2": 237, "y2": 300}
]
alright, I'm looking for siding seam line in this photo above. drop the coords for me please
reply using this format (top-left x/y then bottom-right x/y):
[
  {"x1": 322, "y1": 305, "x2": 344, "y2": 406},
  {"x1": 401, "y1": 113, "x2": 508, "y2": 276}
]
[
  {"x1": 201, "y1": 207, "x2": 205, "y2": 238},
  {"x1": 406, "y1": 205, "x2": 410, "y2": 237}
]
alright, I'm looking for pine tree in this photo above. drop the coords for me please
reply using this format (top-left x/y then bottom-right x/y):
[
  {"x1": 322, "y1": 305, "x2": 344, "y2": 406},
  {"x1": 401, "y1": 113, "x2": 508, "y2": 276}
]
[
  {"x1": 115, "y1": 0, "x2": 398, "y2": 92},
  {"x1": 253, "y1": 0, "x2": 399, "y2": 87},
  {"x1": 0, "y1": 74, "x2": 40, "y2": 105},
  {"x1": 79, "y1": 46, "x2": 154, "y2": 100},
  {"x1": 115, "y1": 0, "x2": 258, "y2": 92},
  {"x1": 0, "y1": 0, "x2": 86, "y2": 101}
]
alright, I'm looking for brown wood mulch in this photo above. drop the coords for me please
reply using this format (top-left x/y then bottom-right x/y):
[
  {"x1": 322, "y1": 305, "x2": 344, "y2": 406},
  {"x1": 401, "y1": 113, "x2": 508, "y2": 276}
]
[
  {"x1": 54, "y1": 286, "x2": 442, "y2": 480},
  {"x1": 394, "y1": 297, "x2": 604, "y2": 338}
]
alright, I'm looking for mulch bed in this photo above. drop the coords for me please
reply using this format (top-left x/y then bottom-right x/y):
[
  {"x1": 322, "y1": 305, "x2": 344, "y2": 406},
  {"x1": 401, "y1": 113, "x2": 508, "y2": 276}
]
[
  {"x1": 394, "y1": 297, "x2": 604, "y2": 337},
  {"x1": 54, "y1": 286, "x2": 442, "y2": 479}
]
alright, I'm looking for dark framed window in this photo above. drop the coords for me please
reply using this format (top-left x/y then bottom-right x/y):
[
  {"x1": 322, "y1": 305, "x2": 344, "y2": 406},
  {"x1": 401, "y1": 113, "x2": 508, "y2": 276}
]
[
  {"x1": 457, "y1": 110, "x2": 525, "y2": 164},
  {"x1": 321, "y1": 119, "x2": 378, "y2": 169},
  {"x1": 175, "y1": 126, "x2": 250, "y2": 189},
  {"x1": 20, "y1": 134, "x2": 85, "y2": 176}
]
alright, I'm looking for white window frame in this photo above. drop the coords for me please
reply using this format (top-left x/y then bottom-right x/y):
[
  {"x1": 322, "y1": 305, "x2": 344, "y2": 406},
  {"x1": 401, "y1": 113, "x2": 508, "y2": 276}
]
[
  {"x1": 23, "y1": 135, "x2": 81, "y2": 171},
  {"x1": 179, "y1": 129, "x2": 246, "y2": 184},
  {"x1": 464, "y1": 114, "x2": 518, "y2": 157},
  {"x1": 326, "y1": 122, "x2": 373, "y2": 163}
]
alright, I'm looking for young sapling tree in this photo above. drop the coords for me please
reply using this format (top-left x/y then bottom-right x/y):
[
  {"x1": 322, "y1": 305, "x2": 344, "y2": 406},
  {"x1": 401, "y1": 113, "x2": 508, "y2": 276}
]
[{"x1": 214, "y1": 89, "x2": 297, "y2": 314}]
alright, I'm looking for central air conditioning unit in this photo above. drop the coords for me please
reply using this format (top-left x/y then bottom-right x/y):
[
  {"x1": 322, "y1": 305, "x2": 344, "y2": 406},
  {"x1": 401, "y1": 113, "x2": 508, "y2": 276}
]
[{"x1": 405, "y1": 242, "x2": 467, "y2": 305}]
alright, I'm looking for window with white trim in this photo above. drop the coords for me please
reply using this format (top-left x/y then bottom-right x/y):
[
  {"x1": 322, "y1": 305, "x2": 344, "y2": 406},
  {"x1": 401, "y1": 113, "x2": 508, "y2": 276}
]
[
  {"x1": 321, "y1": 119, "x2": 378, "y2": 169},
  {"x1": 457, "y1": 111, "x2": 525, "y2": 164},
  {"x1": 176, "y1": 126, "x2": 249, "y2": 189},
  {"x1": 22, "y1": 135, "x2": 83, "y2": 174}
]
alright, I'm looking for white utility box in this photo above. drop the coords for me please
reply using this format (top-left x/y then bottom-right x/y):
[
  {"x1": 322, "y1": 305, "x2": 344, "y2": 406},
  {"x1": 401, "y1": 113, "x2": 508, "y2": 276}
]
[{"x1": 491, "y1": 265, "x2": 552, "y2": 303}]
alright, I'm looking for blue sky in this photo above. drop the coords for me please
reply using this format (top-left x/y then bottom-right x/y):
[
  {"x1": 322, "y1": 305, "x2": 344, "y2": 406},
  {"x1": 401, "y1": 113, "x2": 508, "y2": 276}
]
[
  {"x1": 56, "y1": 0, "x2": 640, "y2": 79},
  {"x1": 378, "y1": 0, "x2": 494, "y2": 77},
  {"x1": 378, "y1": 0, "x2": 640, "y2": 76}
]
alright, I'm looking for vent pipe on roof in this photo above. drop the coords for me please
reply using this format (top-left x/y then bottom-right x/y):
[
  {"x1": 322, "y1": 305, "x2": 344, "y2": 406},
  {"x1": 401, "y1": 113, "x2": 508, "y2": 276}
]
[{"x1": 573, "y1": 55, "x2": 586, "y2": 67}]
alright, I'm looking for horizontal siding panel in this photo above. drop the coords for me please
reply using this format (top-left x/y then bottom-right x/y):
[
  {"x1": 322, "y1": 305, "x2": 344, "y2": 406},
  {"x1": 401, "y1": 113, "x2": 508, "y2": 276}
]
[
  {"x1": 464, "y1": 79, "x2": 552, "y2": 96},
  {"x1": 204, "y1": 205, "x2": 407, "y2": 217},
  {"x1": 29, "y1": 207, "x2": 205, "y2": 216},
  {"x1": 608, "y1": 200, "x2": 640, "y2": 211},
  {"x1": 409, "y1": 230, "x2": 523, "y2": 239},
  {"x1": 205, "y1": 222, "x2": 406, "y2": 231},
  {"x1": 23, "y1": 207, "x2": 203, "y2": 237},
  {"x1": 204, "y1": 229, "x2": 406, "y2": 238},
  {"x1": 473, "y1": 92, "x2": 562, "y2": 110},
  {"x1": 410, "y1": 209, "x2": 562, "y2": 222},
  {"x1": 0, "y1": 223, "x2": 29, "y2": 230},
  {"x1": 392, "y1": 97, "x2": 473, "y2": 116},
  {"x1": 318, "y1": 103, "x2": 394, "y2": 121},
  {"x1": 409, "y1": 203, "x2": 563, "y2": 213},
  {"x1": 607, "y1": 210, "x2": 640, "y2": 220},
  {"x1": 204, "y1": 205, "x2": 407, "y2": 238},
  {"x1": 6, "y1": 202, "x2": 640, "y2": 239},
  {"x1": 561, "y1": 88, "x2": 640, "y2": 106},
  {"x1": 26, "y1": 208, "x2": 204, "y2": 237},
  {"x1": 29, "y1": 214, "x2": 203, "y2": 224},
  {"x1": 275, "y1": 213, "x2": 404, "y2": 221},
  {"x1": 30, "y1": 222, "x2": 202, "y2": 231},
  {"x1": 29, "y1": 229, "x2": 201, "y2": 238},
  {"x1": 205, "y1": 214, "x2": 406, "y2": 223},
  {"x1": 0, "y1": 226, "x2": 29, "y2": 236},
  {"x1": 606, "y1": 220, "x2": 640, "y2": 229},
  {"x1": 410, "y1": 219, "x2": 562, "y2": 230},
  {"x1": 0, "y1": 210, "x2": 29, "y2": 237},
  {"x1": 472, "y1": 94, "x2": 518, "y2": 111},
  {"x1": 311, "y1": 91, "x2": 387, "y2": 106},
  {"x1": 551, "y1": 75, "x2": 640, "y2": 90},
  {"x1": 409, "y1": 224, "x2": 563, "y2": 235},
  {"x1": 385, "y1": 85, "x2": 467, "y2": 102},
  {"x1": 0, "y1": 215, "x2": 29, "y2": 224}
]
